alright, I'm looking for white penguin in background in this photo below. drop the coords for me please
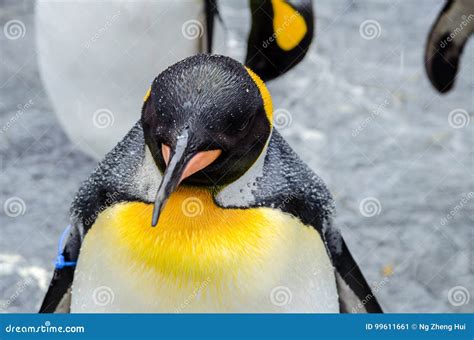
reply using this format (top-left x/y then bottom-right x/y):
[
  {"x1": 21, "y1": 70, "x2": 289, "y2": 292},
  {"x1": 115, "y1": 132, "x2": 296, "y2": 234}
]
[{"x1": 36, "y1": 0, "x2": 221, "y2": 158}]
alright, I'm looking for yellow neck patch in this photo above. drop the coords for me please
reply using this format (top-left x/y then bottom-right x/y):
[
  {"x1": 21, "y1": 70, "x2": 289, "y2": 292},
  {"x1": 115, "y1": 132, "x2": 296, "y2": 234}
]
[
  {"x1": 245, "y1": 67, "x2": 273, "y2": 123},
  {"x1": 93, "y1": 186, "x2": 288, "y2": 285},
  {"x1": 76, "y1": 185, "x2": 335, "y2": 312},
  {"x1": 143, "y1": 86, "x2": 151, "y2": 102},
  {"x1": 271, "y1": 0, "x2": 307, "y2": 51}
]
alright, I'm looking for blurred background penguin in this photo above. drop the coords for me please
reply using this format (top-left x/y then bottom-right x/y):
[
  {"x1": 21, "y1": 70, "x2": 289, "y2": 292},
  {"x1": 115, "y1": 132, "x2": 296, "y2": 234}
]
[
  {"x1": 425, "y1": 0, "x2": 474, "y2": 93},
  {"x1": 35, "y1": 0, "x2": 314, "y2": 159}
]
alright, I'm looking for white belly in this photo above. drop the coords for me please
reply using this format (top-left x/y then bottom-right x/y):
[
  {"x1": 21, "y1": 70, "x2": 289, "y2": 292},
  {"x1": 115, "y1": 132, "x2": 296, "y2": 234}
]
[
  {"x1": 36, "y1": 0, "x2": 209, "y2": 158},
  {"x1": 70, "y1": 201, "x2": 339, "y2": 313}
]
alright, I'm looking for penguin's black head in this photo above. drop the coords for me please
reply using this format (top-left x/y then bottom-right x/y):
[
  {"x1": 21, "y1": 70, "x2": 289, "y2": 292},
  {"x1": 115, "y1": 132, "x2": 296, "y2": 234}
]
[
  {"x1": 141, "y1": 54, "x2": 273, "y2": 226},
  {"x1": 245, "y1": 0, "x2": 314, "y2": 81}
]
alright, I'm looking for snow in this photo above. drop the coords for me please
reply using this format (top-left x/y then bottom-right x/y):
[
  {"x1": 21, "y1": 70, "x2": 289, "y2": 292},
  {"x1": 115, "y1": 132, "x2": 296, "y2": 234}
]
[{"x1": 0, "y1": 0, "x2": 472, "y2": 312}]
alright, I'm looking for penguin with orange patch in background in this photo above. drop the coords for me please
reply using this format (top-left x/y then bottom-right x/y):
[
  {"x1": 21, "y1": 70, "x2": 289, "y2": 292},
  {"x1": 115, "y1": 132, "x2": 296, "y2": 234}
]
[
  {"x1": 39, "y1": 55, "x2": 381, "y2": 314},
  {"x1": 246, "y1": 0, "x2": 314, "y2": 81}
]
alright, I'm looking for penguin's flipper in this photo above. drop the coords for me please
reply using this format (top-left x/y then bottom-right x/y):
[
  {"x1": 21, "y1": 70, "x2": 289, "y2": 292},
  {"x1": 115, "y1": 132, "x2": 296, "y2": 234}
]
[
  {"x1": 245, "y1": 0, "x2": 314, "y2": 81},
  {"x1": 325, "y1": 229, "x2": 383, "y2": 313},
  {"x1": 204, "y1": 0, "x2": 218, "y2": 53},
  {"x1": 204, "y1": 0, "x2": 227, "y2": 55},
  {"x1": 204, "y1": 0, "x2": 217, "y2": 53},
  {"x1": 39, "y1": 122, "x2": 148, "y2": 313},
  {"x1": 39, "y1": 224, "x2": 83, "y2": 313},
  {"x1": 220, "y1": 130, "x2": 382, "y2": 313},
  {"x1": 425, "y1": 0, "x2": 474, "y2": 93}
]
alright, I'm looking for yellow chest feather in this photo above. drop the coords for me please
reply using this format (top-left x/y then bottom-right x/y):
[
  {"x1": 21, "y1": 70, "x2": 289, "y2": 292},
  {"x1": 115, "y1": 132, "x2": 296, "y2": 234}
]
[
  {"x1": 98, "y1": 187, "x2": 289, "y2": 283},
  {"x1": 72, "y1": 187, "x2": 338, "y2": 312}
]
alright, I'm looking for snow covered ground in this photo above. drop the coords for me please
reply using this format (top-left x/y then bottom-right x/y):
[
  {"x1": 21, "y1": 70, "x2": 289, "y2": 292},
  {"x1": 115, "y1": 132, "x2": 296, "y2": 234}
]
[{"x1": 0, "y1": 0, "x2": 472, "y2": 313}]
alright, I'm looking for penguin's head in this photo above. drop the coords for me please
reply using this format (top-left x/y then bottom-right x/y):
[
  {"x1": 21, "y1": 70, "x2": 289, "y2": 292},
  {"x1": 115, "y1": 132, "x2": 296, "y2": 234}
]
[
  {"x1": 245, "y1": 0, "x2": 314, "y2": 81},
  {"x1": 141, "y1": 54, "x2": 273, "y2": 226}
]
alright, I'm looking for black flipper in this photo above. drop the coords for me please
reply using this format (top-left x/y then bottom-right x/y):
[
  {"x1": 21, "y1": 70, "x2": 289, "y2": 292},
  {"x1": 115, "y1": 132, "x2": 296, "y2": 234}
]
[
  {"x1": 39, "y1": 225, "x2": 82, "y2": 313},
  {"x1": 205, "y1": 0, "x2": 224, "y2": 53},
  {"x1": 243, "y1": 130, "x2": 383, "y2": 313},
  {"x1": 326, "y1": 230, "x2": 383, "y2": 313},
  {"x1": 425, "y1": 0, "x2": 474, "y2": 93},
  {"x1": 39, "y1": 123, "x2": 147, "y2": 313}
]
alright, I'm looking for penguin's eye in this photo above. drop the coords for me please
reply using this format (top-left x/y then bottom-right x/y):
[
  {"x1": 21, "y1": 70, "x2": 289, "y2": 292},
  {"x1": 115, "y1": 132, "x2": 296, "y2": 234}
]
[{"x1": 237, "y1": 114, "x2": 254, "y2": 131}]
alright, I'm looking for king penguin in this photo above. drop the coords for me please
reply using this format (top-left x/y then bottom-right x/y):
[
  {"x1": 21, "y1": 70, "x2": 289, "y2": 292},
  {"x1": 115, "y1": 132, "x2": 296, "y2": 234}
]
[
  {"x1": 425, "y1": 0, "x2": 474, "y2": 93},
  {"x1": 39, "y1": 55, "x2": 381, "y2": 313},
  {"x1": 36, "y1": 0, "x2": 314, "y2": 159}
]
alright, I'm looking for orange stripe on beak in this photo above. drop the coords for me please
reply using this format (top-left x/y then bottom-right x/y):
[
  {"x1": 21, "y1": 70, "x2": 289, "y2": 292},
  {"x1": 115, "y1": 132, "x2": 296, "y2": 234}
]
[
  {"x1": 162, "y1": 144, "x2": 171, "y2": 165},
  {"x1": 162, "y1": 144, "x2": 221, "y2": 183}
]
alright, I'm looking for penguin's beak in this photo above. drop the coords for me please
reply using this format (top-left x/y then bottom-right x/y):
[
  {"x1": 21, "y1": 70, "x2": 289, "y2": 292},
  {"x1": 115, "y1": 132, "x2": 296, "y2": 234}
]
[{"x1": 151, "y1": 130, "x2": 221, "y2": 226}]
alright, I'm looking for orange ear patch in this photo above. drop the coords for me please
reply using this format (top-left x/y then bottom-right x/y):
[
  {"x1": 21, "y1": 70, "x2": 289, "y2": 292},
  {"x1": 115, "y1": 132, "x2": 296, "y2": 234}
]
[
  {"x1": 143, "y1": 87, "x2": 151, "y2": 102},
  {"x1": 245, "y1": 67, "x2": 273, "y2": 124}
]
